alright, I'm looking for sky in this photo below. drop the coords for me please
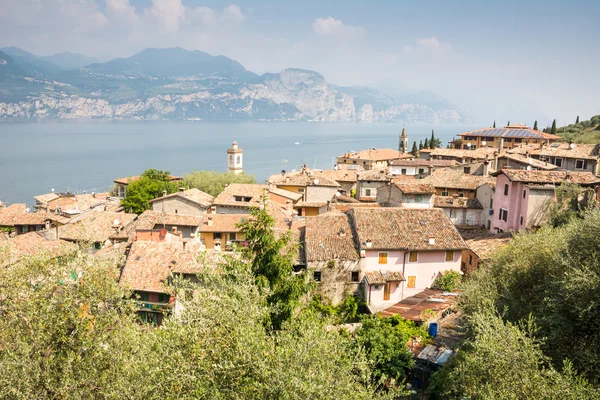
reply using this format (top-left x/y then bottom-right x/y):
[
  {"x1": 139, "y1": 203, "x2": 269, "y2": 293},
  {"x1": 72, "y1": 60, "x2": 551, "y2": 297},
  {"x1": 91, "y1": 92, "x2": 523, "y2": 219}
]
[{"x1": 1, "y1": 0, "x2": 599, "y2": 125}]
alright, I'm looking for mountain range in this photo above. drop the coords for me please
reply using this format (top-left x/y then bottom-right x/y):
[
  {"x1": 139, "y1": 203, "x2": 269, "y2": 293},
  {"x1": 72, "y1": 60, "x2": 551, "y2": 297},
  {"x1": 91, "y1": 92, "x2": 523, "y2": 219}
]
[{"x1": 0, "y1": 47, "x2": 470, "y2": 123}]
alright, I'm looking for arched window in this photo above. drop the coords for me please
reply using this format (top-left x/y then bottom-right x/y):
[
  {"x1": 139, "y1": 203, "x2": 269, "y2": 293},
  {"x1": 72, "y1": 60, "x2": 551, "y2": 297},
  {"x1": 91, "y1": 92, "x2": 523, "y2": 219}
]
[
  {"x1": 236, "y1": 155, "x2": 241, "y2": 164},
  {"x1": 229, "y1": 155, "x2": 233, "y2": 162}
]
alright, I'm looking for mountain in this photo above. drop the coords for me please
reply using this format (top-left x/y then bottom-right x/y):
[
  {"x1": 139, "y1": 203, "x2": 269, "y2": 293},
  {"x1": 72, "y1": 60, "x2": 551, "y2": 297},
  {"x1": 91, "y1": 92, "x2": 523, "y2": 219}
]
[
  {"x1": 0, "y1": 46, "x2": 62, "y2": 76},
  {"x1": 41, "y1": 51, "x2": 100, "y2": 70},
  {"x1": 0, "y1": 51, "x2": 26, "y2": 80},
  {"x1": 0, "y1": 47, "x2": 470, "y2": 123}
]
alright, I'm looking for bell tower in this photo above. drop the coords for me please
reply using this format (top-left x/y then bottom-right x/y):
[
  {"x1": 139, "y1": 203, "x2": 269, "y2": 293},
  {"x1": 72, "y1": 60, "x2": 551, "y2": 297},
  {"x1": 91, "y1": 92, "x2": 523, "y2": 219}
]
[
  {"x1": 227, "y1": 141, "x2": 243, "y2": 174},
  {"x1": 399, "y1": 127, "x2": 409, "y2": 153}
]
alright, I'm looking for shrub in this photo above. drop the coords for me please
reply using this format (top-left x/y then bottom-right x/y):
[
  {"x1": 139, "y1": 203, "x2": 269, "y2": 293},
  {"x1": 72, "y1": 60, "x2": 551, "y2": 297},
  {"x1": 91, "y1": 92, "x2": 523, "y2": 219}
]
[{"x1": 431, "y1": 270, "x2": 462, "y2": 291}]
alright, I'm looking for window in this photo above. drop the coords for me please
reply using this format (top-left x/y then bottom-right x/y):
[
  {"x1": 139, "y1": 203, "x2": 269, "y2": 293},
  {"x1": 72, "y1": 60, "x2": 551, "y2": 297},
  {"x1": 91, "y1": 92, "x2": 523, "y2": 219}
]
[
  {"x1": 487, "y1": 220, "x2": 491, "y2": 230},
  {"x1": 313, "y1": 271, "x2": 322, "y2": 282},
  {"x1": 236, "y1": 155, "x2": 241, "y2": 164},
  {"x1": 554, "y1": 158, "x2": 563, "y2": 168},
  {"x1": 351, "y1": 271, "x2": 360, "y2": 282},
  {"x1": 229, "y1": 232, "x2": 236, "y2": 241},
  {"x1": 352, "y1": 160, "x2": 356, "y2": 164},
  {"x1": 415, "y1": 194, "x2": 422, "y2": 202},
  {"x1": 378, "y1": 252, "x2": 388, "y2": 264},
  {"x1": 504, "y1": 184, "x2": 509, "y2": 196},
  {"x1": 445, "y1": 250, "x2": 454, "y2": 261},
  {"x1": 463, "y1": 167, "x2": 471, "y2": 174},
  {"x1": 418, "y1": 168, "x2": 425, "y2": 174},
  {"x1": 407, "y1": 276, "x2": 416, "y2": 288},
  {"x1": 174, "y1": 209, "x2": 178, "y2": 214},
  {"x1": 458, "y1": 193, "x2": 464, "y2": 198},
  {"x1": 140, "y1": 311, "x2": 158, "y2": 325},
  {"x1": 441, "y1": 191, "x2": 449, "y2": 196},
  {"x1": 401, "y1": 168, "x2": 407, "y2": 175},
  {"x1": 469, "y1": 254, "x2": 473, "y2": 264},
  {"x1": 213, "y1": 232, "x2": 222, "y2": 240},
  {"x1": 157, "y1": 293, "x2": 170, "y2": 303},
  {"x1": 22, "y1": 225, "x2": 29, "y2": 233},
  {"x1": 297, "y1": 188, "x2": 305, "y2": 193},
  {"x1": 520, "y1": 216, "x2": 524, "y2": 225},
  {"x1": 499, "y1": 208, "x2": 508, "y2": 222},
  {"x1": 523, "y1": 189, "x2": 526, "y2": 199},
  {"x1": 409, "y1": 251, "x2": 418, "y2": 262},
  {"x1": 576, "y1": 159, "x2": 587, "y2": 170},
  {"x1": 94, "y1": 242, "x2": 101, "y2": 250},
  {"x1": 490, "y1": 199, "x2": 493, "y2": 209},
  {"x1": 515, "y1": 138, "x2": 522, "y2": 143},
  {"x1": 365, "y1": 188, "x2": 371, "y2": 196}
]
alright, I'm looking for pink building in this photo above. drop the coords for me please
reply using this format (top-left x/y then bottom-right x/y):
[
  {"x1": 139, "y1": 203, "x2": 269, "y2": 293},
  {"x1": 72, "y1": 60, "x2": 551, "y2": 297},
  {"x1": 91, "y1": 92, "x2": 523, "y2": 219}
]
[
  {"x1": 349, "y1": 208, "x2": 467, "y2": 311},
  {"x1": 490, "y1": 169, "x2": 600, "y2": 233}
]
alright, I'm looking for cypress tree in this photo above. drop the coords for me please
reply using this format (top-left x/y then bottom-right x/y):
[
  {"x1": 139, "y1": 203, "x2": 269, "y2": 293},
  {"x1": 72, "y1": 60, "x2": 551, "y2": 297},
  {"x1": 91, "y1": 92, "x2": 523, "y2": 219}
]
[
  {"x1": 576, "y1": 116, "x2": 580, "y2": 124},
  {"x1": 419, "y1": 140, "x2": 423, "y2": 150},
  {"x1": 551, "y1": 119, "x2": 557, "y2": 135},
  {"x1": 411, "y1": 141, "x2": 418, "y2": 156},
  {"x1": 424, "y1": 138, "x2": 430, "y2": 149},
  {"x1": 533, "y1": 121, "x2": 538, "y2": 130},
  {"x1": 430, "y1": 130, "x2": 436, "y2": 150},
  {"x1": 507, "y1": 121, "x2": 510, "y2": 126},
  {"x1": 493, "y1": 121, "x2": 496, "y2": 128}
]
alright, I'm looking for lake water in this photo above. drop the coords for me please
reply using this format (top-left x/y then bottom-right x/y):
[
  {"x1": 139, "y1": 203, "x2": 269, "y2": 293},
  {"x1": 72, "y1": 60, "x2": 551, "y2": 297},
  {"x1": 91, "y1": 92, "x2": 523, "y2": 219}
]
[{"x1": 0, "y1": 120, "x2": 479, "y2": 206}]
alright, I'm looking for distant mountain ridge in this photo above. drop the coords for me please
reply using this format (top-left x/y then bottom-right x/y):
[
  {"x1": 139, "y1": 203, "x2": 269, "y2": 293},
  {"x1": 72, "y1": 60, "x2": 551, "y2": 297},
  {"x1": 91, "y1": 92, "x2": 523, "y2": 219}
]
[{"x1": 0, "y1": 46, "x2": 471, "y2": 123}]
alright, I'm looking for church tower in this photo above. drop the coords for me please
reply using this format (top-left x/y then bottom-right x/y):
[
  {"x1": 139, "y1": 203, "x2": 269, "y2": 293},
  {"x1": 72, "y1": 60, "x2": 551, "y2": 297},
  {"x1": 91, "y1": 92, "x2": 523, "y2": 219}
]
[
  {"x1": 227, "y1": 141, "x2": 243, "y2": 174},
  {"x1": 399, "y1": 127, "x2": 409, "y2": 153}
]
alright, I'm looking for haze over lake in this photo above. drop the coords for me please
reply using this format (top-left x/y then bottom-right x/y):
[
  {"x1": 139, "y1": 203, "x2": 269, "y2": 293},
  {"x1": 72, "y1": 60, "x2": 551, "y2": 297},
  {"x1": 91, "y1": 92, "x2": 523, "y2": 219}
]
[{"x1": 0, "y1": 121, "x2": 479, "y2": 206}]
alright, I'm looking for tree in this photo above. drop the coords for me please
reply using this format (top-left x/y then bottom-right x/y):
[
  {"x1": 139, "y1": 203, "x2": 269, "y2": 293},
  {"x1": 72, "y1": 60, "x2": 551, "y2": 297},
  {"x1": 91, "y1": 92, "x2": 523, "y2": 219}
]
[
  {"x1": 183, "y1": 170, "x2": 256, "y2": 197},
  {"x1": 419, "y1": 140, "x2": 423, "y2": 150},
  {"x1": 431, "y1": 270, "x2": 462, "y2": 291},
  {"x1": 429, "y1": 130, "x2": 441, "y2": 150},
  {"x1": 120, "y1": 169, "x2": 178, "y2": 214},
  {"x1": 551, "y1": 119, "x2": 557, "y2": 135},
  {"x1": 424, "y1": 138, "x2": 430, "y2": 149},
  {"x1": 507, "y1": 120, "x2": 510, "y2": 126},
  {"x1": 493, "y1": 120, "x2": 496, "y2": 128},
  {"x1": 237, "y1": 201, "x2": 310, "y2": 330},
  {"x1": 547, "y1": 182, "x2": 598, "y2": 227},
  {"x1": 411, "y1": 141, "x2": 418, "y2": 156},
  {"x1": 576, "y1": 115, "x2": 580, "y2": 124},
  {"x1": 533, "y1": 120, "x2": 538, "y2": 130}
]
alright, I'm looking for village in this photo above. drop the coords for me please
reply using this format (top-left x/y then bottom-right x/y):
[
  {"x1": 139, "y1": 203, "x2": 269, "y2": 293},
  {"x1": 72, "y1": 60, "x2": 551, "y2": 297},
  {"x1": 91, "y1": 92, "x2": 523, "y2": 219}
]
[{"x1": 1, "y1": 123, "x2": 599, "y2": 377}]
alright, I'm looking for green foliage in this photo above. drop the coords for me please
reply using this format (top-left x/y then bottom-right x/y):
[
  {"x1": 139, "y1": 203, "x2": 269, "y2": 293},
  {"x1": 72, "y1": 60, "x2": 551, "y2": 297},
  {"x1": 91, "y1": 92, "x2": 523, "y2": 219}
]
[
  {"x1": 120, "y1": 169, "x2": 178, "y2": 214},
  {"x1": 355, "y1": 314, "x2": 429, "y2": 388},
  {"x1": 493, "y1": 120, "x2": 496, "y2": 128},
  {"x1": 428, "y1": 310, "x2": 598, "y2": 400},
  {"x1": 551, "y1": 119, "x2": 557, "y2": 134},
  {"x1": 431, "y1": 270, "x2": 462, "y2": 291},
  {"x1": 237, "y1": 202, "x2": 310, "y2": 330},
  {"x1": 554, "y1": 114, "x2": 600, "y2": 143},
  {"x1": 424, "y1": 138, "x2": 429, "y2": 149},
  {"x1": 418, "y1": 140, "x2": 423, "y2": 150},
  {"x1": 576, "y1": 115, "x2": 580, "y2": 124},
  {"x1": 458, "y1": 212, "x2": 600, "y2": 384},
  {"x1": 183, "y1": 170, "x2": 256, "y2": 197},
  {"x1": 309, "y1": 293, "x2": 367, "y2": 323},
  {"x1": 411, "y1": 141, "x2": 418, "y2": 156},
  {"x1": 547, "y1": 182, "x2": 598, "y2": 227},
  {"x1": 429, "y1": 130, "x2": 442, "y2": 150},
  {"x1": 533, "y1": 120, "x2": 538, "y2": 130}
]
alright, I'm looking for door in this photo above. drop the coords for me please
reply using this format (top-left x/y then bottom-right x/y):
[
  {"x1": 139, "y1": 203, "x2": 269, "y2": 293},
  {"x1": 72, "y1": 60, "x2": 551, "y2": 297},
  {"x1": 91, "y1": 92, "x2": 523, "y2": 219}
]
[{"x1": 383, "y1": 283, "x2": 390, "y2": 301}]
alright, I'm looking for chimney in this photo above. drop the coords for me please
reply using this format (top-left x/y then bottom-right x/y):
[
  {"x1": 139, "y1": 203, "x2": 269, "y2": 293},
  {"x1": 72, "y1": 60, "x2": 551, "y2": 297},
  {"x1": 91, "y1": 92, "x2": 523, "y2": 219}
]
[
  {"x1": 210, "y1": 206, "x2": 216, "y2": 214},
  {"x1": 428, "y1": 237, "x2": 436, "y2": 245},
  {"x1": 498, "y1": 138, "x2": 504, "y2": 150},
  {"x1": 171, "y1": 226, "x2": 177, "y2": 233},
  {"x1": 207, "y1": 216, "x2": 213, "y2": 226},
  {"x1": 179, "y1": 187, "x2": 185, "y2": 192}
]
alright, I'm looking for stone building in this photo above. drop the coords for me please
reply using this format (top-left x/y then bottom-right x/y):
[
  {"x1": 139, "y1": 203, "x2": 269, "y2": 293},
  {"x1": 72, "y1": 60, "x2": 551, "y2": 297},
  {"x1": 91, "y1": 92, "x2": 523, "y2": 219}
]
[{"x1": 150, "y1": 188, "x2": 214, "y2": 217}]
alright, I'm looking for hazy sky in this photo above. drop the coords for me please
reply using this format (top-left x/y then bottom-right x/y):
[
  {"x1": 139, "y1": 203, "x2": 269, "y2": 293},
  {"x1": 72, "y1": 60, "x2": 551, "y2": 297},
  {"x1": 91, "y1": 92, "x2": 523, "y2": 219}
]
[{"x1": 1, "y1": 0, "x2": 599, "y2": 125}]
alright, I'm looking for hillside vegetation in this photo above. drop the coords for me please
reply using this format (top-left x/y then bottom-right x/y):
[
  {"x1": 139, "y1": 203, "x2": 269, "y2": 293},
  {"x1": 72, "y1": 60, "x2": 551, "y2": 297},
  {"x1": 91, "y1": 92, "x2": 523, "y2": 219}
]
[{"x1": 554, "y1": 114, "x2": 600, "y2": 143}]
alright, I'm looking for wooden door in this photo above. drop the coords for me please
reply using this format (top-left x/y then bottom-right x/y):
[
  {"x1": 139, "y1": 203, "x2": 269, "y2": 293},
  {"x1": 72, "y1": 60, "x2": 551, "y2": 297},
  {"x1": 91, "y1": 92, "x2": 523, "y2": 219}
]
[{"x1": 383, "y1": 283, "x2": 390, "y2": 301}]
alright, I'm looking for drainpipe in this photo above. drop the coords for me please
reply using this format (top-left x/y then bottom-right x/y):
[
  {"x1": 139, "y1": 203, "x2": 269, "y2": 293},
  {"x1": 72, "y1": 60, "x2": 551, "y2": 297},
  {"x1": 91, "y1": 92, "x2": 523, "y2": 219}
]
[{"x1": 401, "y1": 251, "x2": 408, "y2": 300}]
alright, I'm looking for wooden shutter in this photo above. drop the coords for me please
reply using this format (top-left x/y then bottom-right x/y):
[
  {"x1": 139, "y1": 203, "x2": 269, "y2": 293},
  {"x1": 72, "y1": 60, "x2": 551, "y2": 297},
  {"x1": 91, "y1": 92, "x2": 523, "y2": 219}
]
[
  {"x1": 445, "y1": 250, "x2": 454, "y2": 261},
  {"x1": 378, "y1": 253, "x2": 388, "y2": 264},
  {"x1": 409, "y1": 251, "x2": 418, "y2": 262},
  {"x1": 407, "y1": 276, "x2": 416, "y2": 288}
]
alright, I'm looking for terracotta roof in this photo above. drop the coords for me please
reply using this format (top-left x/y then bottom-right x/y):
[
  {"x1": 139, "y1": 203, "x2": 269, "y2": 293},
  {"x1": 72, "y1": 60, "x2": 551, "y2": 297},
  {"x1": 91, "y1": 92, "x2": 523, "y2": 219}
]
[
  {"x1": 268, "y1": 187, "x2": 303, "y2": 201},
  {"x1": 268, "y1": 172, "x2": 340, "y2": 187},
  {"x1": 0, "y1": 232, "x2": 76, "y2": 267},
  {"x1": 357, "y1": 169, "x2": 391, "y2": 182},
  {"x1": 425, "y1": 147, "x2": 498, "y2": 160},
  {"x1": 364, "y1": 271, "x2": 406, "y2": 285},
  {"x1": 200, "y1": 214, "x2": 246, "y2": 233},
  {"x1": 335, "y1": 194, "x2": 360, "y2": 203},
  {"x1": 331, "y1": 203, "x2": 381, "y2": 212},
  {"x1": 149, "y1": 188, "x2": 214, "y2": 208},
  {"x1": 395, "y1": 182, "x2": 436, "y2": 195},
  {"x1": 120, "y1": 241, "x2": 183, "y2": 293},
  {"x1": 113, "y1": 175, "x2": 182, "y2": 185},
  {"x1": 110, "y1": 210, "x2": 162, "y2": 241},
  {"x1": 213, "y1": 184, "x2": 269, "y2": 208},
  {"x1": 0, "y1": 204, "x2": 53, "y2": 227},
  {"x1": 34, "y1": 193, "x2": 59, "y2": 203},
  {"x1": 44, "y1": 193, "x2": 116, "y2": 214},
  {"x1": 466, "y1": 234, "x2": 512, "y2": 261},
  {"x1": 304, "y1": 213, "x2": 359, "y2": 261},
  {"x1": 340, "y1": 148, "x2": 413, "y2": 162},
  {"x1": 421, "y1": 169, "x2": 493, "y2": 191},
  {"x1": 350, "y1": 208, "x2": 467, "y2": 251},
  {"x1": 295, "y1": 201, "x2": 328, "y2": 208},
  {"x1": 458, "y1": 126, "x2": 561, "y2": 140},
  {"x1": 317, "y1": 169, "x2": 359, "y2": 183},
  {"x1": 434, "y1": 197, "x2": 483, "y2": 209},
  {"x1": 508, "y1": 142, "x2": 600, "y2": 160},
  {"x1": 499, "y1": 154, "x2": 558, "y2": 170},
  {"x1": 390, "y1": 159, "x2": 459, "y2": 167},
  {"x1": 380, "y1": 289, "x2": 457, "y2": 320},
  {"x1": 59, "y1": 211, "x2": 137, "y2": 243},
  {"x1": 495, "y1": 169, "x2": 600, "y2": 185}
]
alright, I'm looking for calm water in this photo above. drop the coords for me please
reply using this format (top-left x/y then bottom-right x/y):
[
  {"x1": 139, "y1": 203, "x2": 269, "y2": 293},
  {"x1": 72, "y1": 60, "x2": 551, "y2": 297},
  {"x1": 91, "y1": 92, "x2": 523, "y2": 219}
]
[{"x1": 0, "y1": 121, "x2": 478, "y2": 206}]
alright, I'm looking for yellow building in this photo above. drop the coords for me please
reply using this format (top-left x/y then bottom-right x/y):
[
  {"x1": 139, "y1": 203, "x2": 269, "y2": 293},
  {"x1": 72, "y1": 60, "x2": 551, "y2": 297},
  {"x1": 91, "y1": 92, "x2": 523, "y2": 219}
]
[{"x1": 200, "y1": 214, "x2": 245, "y2": 250}]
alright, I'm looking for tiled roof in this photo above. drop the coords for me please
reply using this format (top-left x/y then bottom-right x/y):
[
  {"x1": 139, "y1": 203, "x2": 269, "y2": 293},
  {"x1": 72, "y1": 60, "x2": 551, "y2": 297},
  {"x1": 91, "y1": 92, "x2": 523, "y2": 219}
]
[
  {"x1": 395, "y1": 182, "x2": 436, "y2": 195},
  {"x1": 59, "y1": 211, "x2": 137, "y2": 243},
  {"x1": 149, "y1": 188, "x2": 214, "y2": 208},
  {"x1": 434, "y1": 197, "x2": 483, "y2": 209},
  {"x1": 350, "y1": 208, "x2": 467, "y2": 251},
  {"x1": 304, "y1": 213, "x2": 360, "y2": 261},
  {"x1": 172, "y1": 249, "x2": 234, "y2": 275},
  {"x1": 421, "y1": 169, "x2": 493, "y2": 190},
  {"x1": 425, "y1": 147, "x2": 498, "y2": 160},
  {"x1": 0, "y1": 232, "x2": 76, "y2": 267},
  {"x1": 34, "y1": 193, "x2": 59, "y2": 203},
  {"x1": 499, "y1": 154, "x2": 558, "y2": 170},
  {"x1": 458, "y1": 126, "x2": 561, "y2": 140},
  {"x1": 213, "y1": 184, "x2": 269, "y2": 208},
  {"x1": 113, "y1": 175, "x2": 182, "y2": 185},
  {"x1": 364, "y1": 271, "x2": 406, "y2": 285},
  {"x1": 466, "y1": 234, "x2": 512, "y2": 261},
  {"x1": 357, "y1": 169, "x2": 391, "y2": 182},
  {"x1": 200, "y1": 214, "x2": 246, "y2": 233},
  {"x1": 0, "y1": 204, "x2": 53, "y2": 227},
  {"x1": 295, "y1": 201, "x2": 328, "y2": 208},
  {"x1": 496, "y1": 169, "x2": 600, "y2": 185},
  {"x1": 268, "y1": 187, "x2": 303, "y2": 201},
  {"x1": 340, "y1": 148, "x2": 413, "y2": 162},
  {"x1": 268, "y1": 172, "x2": 340, "y2": 187},
  {"x1": 508, "y1": 142, "x2": 600, "y2": 160},
  {"x1": 389, "y1": 159, "x2": 459, "y2": 167},
  {"x1": 317, "y1": 169, "x2": 359, "y2": 183},
  {"x1": 45, "y1": 193, "x2": 116, "y2": 213},
  {"x1": 120, "y1": 241, "x2": 183, "y2": 293},
  {"x1": 335, "y1": 194, "x2": 360, "y2": 203}
]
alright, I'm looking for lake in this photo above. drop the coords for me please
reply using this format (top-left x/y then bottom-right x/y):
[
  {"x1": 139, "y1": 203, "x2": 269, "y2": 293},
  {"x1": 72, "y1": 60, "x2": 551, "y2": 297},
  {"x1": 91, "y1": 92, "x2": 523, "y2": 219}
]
[{"x1": 0, "y1": 120, "x2": 479, "y2": 206}]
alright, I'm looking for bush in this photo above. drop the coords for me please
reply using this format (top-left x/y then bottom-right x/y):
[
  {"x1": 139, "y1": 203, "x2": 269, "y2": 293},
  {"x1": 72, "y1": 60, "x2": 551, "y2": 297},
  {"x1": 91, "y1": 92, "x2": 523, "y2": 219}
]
[{"x1": 431, "y1": 270, "x2": 462, "y2": 291}]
